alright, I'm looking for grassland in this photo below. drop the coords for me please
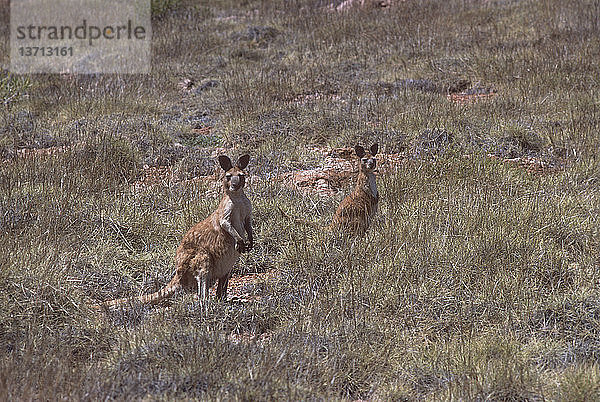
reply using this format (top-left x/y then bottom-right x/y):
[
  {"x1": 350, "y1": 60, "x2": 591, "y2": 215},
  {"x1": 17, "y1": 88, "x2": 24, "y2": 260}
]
[{"x1": 1, "y1": 0, "x2": 600, "y2": 399}]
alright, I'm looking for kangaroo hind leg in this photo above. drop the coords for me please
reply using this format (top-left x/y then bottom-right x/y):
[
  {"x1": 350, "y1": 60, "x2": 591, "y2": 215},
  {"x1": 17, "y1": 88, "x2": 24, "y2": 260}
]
[
  {"x1": 192, "y1": 253, "x2": 212, "y2": 309},
  {"x1": 216, "y1": 274, "x2": 230, "y2": 300}
]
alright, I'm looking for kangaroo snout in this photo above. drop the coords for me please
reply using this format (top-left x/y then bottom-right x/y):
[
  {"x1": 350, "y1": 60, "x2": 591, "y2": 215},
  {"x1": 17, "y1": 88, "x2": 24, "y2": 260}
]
[
  {"x1": 366, "y1": 158, "x2": 376, "y2": 170},
  {"x1": 230, "y1": 175, "x2": 245, "y2": 191}
]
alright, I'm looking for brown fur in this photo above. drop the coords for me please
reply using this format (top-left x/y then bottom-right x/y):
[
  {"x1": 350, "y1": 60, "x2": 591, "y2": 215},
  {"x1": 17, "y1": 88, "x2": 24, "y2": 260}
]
[
  {"x1": 92, "y1": 154, "x2": 253, "y2": 310},
  {"x1": 281, "y1": 143, "x2": 379, "y2": 236}
]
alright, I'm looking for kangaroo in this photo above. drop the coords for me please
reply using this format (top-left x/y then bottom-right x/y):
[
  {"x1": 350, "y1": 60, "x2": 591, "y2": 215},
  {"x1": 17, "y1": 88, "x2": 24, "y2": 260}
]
[
  {"x1": 93, "y1": 154, "x2": 253, "y2": 310},
  {"x1": 330, "y1": 143, "x2": 379, "y2": 235},
  {"x1": 281, "y1": 143, "x2": 379, "y2": 236}
]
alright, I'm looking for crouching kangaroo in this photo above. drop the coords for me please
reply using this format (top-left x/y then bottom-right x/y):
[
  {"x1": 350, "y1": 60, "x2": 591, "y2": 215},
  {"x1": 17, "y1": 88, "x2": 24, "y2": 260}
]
[
  {"x1": 93, "y1": 154, "x2": 253, "y2": 310},
  {"x1": 281, "y1": 143, "x2": 379, "y2": 236}
]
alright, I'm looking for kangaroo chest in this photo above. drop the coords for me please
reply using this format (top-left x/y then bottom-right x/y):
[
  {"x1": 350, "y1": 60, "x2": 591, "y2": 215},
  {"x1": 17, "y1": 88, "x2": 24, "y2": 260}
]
[
  {"x1": 367, "y1": 173, "x2": 378, "y2": 199},
  {"x1": 221, "y1": 195, "x2": 251, "y2": 234}
]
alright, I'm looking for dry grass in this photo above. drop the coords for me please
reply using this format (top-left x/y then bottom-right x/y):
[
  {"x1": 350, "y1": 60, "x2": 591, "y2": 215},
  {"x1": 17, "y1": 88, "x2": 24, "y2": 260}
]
[{"x1": 1, "y1": 0, "x2": 600, "y2": 399}]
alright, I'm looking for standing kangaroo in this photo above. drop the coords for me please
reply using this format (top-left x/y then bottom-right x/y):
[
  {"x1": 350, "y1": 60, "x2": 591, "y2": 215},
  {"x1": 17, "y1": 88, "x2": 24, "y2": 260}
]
[
  {"x1": 330, "y1": 143, "x2": 379, "y2": 235},
  {"x1": 93, "y1": 154, "x2": 253, "y2": 310},
  {"x1": 281, "y1": 143, "x2": 379, "y2": 236}
]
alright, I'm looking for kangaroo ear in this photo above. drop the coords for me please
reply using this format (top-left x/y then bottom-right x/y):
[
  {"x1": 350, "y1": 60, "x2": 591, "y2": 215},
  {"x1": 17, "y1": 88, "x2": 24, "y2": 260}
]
[
  {"x1": 355, "y1": 145, "x2": 365, "y2": 158},
  {"x1": 370, "y1": 143, "x2": 379, "y2": 156},
  {"x1": 237, "y1": 154, "x2": 250, "y2": 169},
  {"x1": 218, "y1": 155, "x2": 233, "y2": 171}
]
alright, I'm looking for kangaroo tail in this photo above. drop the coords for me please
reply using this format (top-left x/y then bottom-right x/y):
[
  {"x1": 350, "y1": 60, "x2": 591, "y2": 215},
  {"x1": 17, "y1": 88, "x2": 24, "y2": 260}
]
[
  {"x1": 90, "y1": 279, "x2": 180, "y2": 311},
  {"x1": 277, "y1": 206, "x2": 321, "y2": 229}
]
